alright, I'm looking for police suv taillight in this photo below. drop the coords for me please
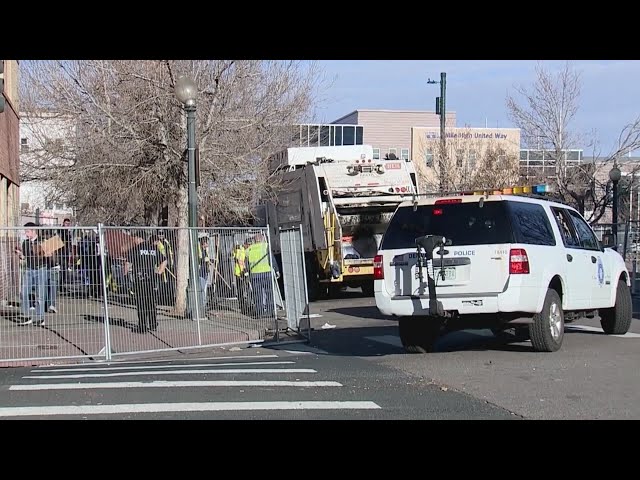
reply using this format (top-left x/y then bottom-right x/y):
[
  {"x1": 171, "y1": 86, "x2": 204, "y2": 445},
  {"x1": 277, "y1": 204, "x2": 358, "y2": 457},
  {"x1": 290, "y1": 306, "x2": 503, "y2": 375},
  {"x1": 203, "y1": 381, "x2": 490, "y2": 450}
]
[
  {"x1": 509, "y1": 248, "x2": 530, "y2": 274},
  {"x1": 373, "y1": 254, "x2": 384, "y2": 280}
]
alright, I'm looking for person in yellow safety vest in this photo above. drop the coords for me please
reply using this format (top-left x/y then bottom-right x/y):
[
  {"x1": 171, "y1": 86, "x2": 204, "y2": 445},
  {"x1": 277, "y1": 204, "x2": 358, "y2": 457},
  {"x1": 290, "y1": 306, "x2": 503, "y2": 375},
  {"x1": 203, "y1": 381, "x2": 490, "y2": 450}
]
[
  {"x1": 155, "y1": 230, "x2": 174, "y2": 305},
  {"x1": 246, "y1": 232, "x2": 279, "y2": 318},
  {"x1": 232, "y1": 242, "x2": 249, "y2": 313}
]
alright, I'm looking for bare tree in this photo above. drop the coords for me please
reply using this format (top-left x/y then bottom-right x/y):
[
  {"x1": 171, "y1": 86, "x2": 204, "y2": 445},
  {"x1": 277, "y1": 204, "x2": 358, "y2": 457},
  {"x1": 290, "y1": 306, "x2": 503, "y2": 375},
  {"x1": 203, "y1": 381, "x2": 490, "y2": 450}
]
[
  {"x1": 507, "y1": 61, "x2": 640, "y2": 223},
  {"x1": 20, "y1": 60, "x2": 322, "y2": 313},
  {"x1": 413, "y1": 128, "x2": 520, "y2": 193}
]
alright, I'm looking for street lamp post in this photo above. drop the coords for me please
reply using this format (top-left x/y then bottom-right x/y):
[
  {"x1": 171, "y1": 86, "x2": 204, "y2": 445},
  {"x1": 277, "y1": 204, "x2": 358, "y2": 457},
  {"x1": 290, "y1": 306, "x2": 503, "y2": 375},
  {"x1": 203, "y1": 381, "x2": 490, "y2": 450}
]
[
  {"x1": 175, "y1": 75, "x2": 202, "y2": 319},
  {"x1": 428, "y1": 72, "x2": 447, "y2": 192},
  {"x1": 609, "y1": 165, "x2": 621, "y2": 250}
]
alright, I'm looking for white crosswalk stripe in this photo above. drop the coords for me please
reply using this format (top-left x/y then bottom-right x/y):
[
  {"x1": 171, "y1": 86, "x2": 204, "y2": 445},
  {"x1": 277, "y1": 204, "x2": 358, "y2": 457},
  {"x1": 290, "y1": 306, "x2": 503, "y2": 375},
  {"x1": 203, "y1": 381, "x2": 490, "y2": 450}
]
[
  {"x1": 23, "y1": 369, "x2": 318, "y2": 379},
  {"x1": 31, "y1": 360, "x2": 296, "y2": 373},
  {"x1": 0, "y1": 401, "x2": 380, "y2": 417},
  {"x1": 10, "y1": 380, "x2": 343, "y2": 390},
  {"x1": 1, "y1": 352, "x2": 381, "y2": 417}
]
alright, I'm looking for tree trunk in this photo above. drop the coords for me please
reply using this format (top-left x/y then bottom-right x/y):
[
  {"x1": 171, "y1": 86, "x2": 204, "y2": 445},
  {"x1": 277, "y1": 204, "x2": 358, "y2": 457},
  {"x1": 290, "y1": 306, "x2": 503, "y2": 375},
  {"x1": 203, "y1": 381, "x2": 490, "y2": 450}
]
[
  {"x1": 144, "y1": 203, "x2": 160, "y2": 226},
  {"x1": 172, "y1": 185, "x2": 189, "y2": 315}
]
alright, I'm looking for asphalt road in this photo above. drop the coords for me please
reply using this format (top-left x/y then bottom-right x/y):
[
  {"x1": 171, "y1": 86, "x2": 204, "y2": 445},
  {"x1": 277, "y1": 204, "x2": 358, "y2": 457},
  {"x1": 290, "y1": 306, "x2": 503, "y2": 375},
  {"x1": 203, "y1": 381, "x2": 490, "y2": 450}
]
[
  {"x1": 0, "y1": 347, "x2": 515, "y2": 420},
  {"x1": 306, "y1": 289, "x2": 640, "y2": 420},
  {"x1": 0, "y1": 289, "x2": 636, "y2": 419}
]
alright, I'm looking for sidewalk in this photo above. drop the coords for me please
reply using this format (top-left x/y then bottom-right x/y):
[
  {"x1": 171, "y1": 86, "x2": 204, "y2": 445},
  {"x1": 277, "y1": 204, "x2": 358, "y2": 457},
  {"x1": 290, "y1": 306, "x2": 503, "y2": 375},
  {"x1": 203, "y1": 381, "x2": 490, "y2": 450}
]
[{"x1": 0, "y1": 295, "x2": 268, "y2": 367}]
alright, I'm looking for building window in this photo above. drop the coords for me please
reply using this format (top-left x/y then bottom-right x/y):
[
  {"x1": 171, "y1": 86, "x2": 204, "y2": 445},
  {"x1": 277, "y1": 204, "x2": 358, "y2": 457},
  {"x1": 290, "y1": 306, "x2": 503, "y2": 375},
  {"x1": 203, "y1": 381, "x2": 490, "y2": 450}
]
[
  {"x1": 389, "y1": 148, "x2": 397, "y2": 156},
  {"x1": 401, "y1": 148, "x2": 409, "y2": 161},
  {"x1": 308, "y1": 126, "x2": 319, "y2": 147},
  {"x1": 520, "y1": 150, "x2": 528, "y2": 161},
  {"x1": 299, "y1": 125, "x2": 309, "y2": 147},
  {"x1": 456, "y1": 149, "x2": 464, "y2": 168},
  {"x1": 356, "y1": 126, "x2": 364, "y2": 145},
  {"x1": 343, "y1": 126, "x2": 355, "y2": 146},
  {"x1": 425, "y1": 149, "x2": 434, "y2": 167},
  {"x1": 373, "y1": 148, "x2": 380, "y2": 160},
  {"x1": 20, "y1": 138, "x2": 29, "y2": 153},
  {"x1": 334, "y1": 125, "x2": 342, "y2": 146},
  {"x1": 529, "y1": 150, "x2": 543, "y2": 161},
  {"x1": 320, "y1": 126, "x2": 330, "y2": 147},
  {"x1": 468, "y1": 150, "x2": 477, "y2": 169},
  {"x1": 566, "y1": 150, "x2": 580, "y2": 161},
  {"x1": 543, "y1": 150, "x2": 557, "y2": 165}
]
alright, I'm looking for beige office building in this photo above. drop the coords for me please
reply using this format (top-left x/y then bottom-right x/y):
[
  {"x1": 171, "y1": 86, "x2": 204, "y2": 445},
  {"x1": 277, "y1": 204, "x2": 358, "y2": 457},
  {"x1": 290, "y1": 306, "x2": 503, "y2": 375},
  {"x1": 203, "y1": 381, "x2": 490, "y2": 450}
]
[
  {"x1": 411, "y1": 126, "x2": 521, "y2": 192},
  {"x1": 332, "y1": 109, "x2": 456, "y2": 161}
]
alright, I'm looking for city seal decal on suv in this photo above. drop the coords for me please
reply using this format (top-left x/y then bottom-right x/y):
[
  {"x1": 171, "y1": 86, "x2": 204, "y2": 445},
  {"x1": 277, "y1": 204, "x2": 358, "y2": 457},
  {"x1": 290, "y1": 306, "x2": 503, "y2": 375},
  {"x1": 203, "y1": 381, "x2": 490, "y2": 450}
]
[{"x1": 597, "y1": 257, "x2": 605, "y2": 286}]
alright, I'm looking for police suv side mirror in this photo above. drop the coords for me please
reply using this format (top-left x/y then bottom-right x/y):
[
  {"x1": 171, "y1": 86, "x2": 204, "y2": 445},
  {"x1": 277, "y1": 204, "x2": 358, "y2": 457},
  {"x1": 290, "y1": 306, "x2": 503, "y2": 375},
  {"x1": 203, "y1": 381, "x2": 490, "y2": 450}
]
[{"x1": 601, "y1": 233, "x2": 615, "y2": 249}]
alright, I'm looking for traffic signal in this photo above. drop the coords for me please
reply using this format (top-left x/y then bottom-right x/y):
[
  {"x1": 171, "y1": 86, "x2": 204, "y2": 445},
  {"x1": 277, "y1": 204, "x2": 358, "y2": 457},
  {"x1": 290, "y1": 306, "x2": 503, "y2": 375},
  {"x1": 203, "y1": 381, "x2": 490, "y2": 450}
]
[{"x1": 0, "y1": 60, "x2": 5, "y2": 113}]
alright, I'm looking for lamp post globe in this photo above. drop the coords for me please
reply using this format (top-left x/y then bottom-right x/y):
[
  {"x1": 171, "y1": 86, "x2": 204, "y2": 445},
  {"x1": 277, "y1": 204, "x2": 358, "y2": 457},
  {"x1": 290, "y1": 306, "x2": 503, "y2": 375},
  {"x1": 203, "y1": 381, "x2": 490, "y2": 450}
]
[
  {"x1": 175, "y1": 75, "x2": 197, "y2": 106},
  {"x1": 609, "y1": 166, "x2": 621, "y2": 183}
]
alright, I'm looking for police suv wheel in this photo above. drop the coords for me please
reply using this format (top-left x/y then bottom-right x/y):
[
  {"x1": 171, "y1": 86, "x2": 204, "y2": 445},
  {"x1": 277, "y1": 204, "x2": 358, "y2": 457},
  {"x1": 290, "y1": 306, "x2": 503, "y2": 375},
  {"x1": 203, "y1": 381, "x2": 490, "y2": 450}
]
[
  {"x1": 600, "y1": 279, "x2": 632, "y2": 335},
  {"x1": 398, "y1": 317, "x2": 442, "y2": 353},
  {"x1": 529, "y1": 288, "x2": 564, "y2": 352}
]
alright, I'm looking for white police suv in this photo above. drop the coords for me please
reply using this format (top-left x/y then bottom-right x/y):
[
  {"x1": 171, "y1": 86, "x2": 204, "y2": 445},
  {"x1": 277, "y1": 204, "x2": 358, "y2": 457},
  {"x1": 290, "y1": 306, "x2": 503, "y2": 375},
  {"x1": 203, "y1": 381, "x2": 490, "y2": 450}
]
[{"x1": 373, "y1": 186, "x2": 632, "y2": 353}]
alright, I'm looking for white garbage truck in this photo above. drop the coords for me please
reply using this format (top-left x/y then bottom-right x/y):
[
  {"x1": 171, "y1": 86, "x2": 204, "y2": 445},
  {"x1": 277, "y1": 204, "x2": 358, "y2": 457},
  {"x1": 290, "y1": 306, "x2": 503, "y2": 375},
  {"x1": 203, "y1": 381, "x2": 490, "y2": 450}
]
[{"x1": 257, "y1": 144, "x2": 418, "y2": 301}]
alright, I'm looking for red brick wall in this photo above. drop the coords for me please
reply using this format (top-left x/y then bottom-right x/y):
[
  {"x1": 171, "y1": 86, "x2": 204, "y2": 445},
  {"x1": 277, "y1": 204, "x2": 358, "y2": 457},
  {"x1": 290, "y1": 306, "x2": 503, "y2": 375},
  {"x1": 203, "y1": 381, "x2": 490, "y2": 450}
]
[{"x1": 0, "y1": 99, "x2": 19, "y2": 185}]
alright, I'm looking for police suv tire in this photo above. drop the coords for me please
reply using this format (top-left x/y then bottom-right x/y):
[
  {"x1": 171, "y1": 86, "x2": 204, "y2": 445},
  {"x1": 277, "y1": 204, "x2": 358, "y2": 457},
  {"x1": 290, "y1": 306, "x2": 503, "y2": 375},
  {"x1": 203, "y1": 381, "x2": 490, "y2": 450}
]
[
  {"x1": 600, "y1": 279, "x2": 632, "y2": 335},
  {"x1": 398, "y1": 317, "x2": 441, "y2": 354},
  {"x1": 529, "y1": 288, "x2": 564, "y2": 352}
]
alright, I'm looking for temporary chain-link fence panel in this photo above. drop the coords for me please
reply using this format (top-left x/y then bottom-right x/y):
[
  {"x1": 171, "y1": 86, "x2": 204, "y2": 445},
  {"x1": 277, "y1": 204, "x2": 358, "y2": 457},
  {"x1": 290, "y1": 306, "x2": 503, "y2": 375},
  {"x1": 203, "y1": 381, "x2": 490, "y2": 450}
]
[
  {"x1": 0, "y1": 224, "x2": 292, "y2": 365},
  {"x1": 279, "y1": 226, "x2": 311, "y2": 340}
]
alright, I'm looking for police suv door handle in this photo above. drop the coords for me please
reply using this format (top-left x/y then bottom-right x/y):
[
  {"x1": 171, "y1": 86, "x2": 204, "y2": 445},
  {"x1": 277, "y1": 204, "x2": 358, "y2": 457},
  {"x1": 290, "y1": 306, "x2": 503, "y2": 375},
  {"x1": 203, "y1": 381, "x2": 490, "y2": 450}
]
[
  {"x1": 566, "y1": 254, "x2": 573, "y2": 262},
  {"x1": 591, "y1": 256, "x2": 597, "y2": 263}
]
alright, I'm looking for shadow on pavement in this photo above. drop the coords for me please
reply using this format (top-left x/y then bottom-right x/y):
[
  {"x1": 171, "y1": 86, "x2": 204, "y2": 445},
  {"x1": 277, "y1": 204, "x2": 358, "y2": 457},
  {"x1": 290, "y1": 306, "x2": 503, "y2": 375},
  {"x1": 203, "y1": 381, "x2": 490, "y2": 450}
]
[
  {"x1": 305, "y1": 304, "x2": 640, "y2": 356},
  {"x1": 276, "y1": 324, "x2": 537, "y2": 357},
  {"x1": 326, "y1": 305, "x2": 390, "y2": 321},
  {"x1": 83, "y1": 314, "x2": 136, "y2": 330},
  {"x1": 0, "y1": 309, "x2": 26, "y2": 324}
]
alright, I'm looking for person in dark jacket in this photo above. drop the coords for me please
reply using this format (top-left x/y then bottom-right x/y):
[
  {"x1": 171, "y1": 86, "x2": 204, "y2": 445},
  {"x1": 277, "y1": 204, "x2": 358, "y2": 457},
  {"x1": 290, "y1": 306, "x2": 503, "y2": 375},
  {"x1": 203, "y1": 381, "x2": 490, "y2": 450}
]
[
  {"x1": 124, "y1": 234, "x2": 167, "y2": 333},
  {"x1": 15, "y1": 222, "x2": 47, "y2": 325}
]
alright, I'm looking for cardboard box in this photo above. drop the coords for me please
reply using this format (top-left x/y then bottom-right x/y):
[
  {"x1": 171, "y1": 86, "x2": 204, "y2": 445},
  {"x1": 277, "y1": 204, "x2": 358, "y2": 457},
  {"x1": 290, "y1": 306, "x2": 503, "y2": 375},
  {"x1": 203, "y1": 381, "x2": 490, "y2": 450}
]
[{"x1": 40, "y1": 235, "x2": 65, "y2": 257}]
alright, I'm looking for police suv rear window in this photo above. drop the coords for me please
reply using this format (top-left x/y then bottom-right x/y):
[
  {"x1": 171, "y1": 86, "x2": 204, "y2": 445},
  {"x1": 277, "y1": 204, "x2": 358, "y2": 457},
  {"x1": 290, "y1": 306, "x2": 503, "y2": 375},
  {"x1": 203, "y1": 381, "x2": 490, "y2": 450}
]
[
  {"x1": 381, "y1": 201, "x2": 514, "y2": 250},
  {"x1": 506, "y1": 201, "x2": 556, "y2": 246}
]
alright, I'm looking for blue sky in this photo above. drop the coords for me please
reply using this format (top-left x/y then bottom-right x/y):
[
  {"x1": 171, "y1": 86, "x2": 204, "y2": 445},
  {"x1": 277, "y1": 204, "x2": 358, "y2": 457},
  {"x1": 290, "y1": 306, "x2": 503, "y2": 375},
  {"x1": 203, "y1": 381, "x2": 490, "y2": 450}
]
[{"x1": 312, "y1": 60, "x2": 640, "y2": 155}]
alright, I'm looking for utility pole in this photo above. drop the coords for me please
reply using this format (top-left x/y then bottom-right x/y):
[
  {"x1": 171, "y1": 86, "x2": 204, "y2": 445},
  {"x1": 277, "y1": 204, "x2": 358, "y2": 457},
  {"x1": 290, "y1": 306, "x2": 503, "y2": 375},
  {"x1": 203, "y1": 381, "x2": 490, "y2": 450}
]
[{"x1": 428, "y1": 72, "x2": 447, "y2": 192}]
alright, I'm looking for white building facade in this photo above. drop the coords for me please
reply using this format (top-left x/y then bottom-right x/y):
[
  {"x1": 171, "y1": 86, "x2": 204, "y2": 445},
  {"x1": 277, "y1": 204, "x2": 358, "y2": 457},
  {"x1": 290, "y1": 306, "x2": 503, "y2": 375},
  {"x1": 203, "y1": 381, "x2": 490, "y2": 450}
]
[{"x1": 19, "y1": 111, "x2": 76, "y2": 225}]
